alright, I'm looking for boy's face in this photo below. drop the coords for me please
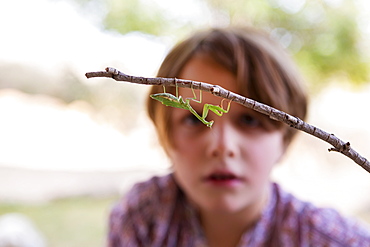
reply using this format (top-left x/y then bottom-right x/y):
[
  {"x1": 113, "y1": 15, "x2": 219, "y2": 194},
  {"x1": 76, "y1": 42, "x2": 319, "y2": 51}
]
[{"x1": 168, "y1": 54, "x2": 285, "y2": 215}]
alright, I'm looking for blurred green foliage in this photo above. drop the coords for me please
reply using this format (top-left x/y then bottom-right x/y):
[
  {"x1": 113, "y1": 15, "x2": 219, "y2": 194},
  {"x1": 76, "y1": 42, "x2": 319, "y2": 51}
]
[
  {"x1": 104, "y1": 0, "x2": 168, "y2": 35},
  {"x1": 74, "y1": 0, "x2": 369, "y2": 87}
]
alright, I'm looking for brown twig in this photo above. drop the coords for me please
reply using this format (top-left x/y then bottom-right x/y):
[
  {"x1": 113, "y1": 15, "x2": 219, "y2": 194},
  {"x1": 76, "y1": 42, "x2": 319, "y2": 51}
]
[{"x1": 85, "y1": 67, "x2": 370, "y2": 173}]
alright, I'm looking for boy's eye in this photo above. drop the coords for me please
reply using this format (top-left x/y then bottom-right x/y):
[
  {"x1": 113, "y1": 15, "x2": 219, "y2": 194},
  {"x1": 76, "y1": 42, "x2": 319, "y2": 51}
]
[
  {"x1": 182, "y1": 113, "x2": 202, "y2": 126},
  {"x1": 239, "y1": 114, "x2": 260, "y2": 128}
]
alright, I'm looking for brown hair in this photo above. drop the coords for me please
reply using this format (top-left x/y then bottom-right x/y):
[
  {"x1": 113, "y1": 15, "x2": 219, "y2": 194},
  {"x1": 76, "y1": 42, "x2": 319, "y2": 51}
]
[{"x1": 147, "y1": 27, "x2": 307, "y2": 153}]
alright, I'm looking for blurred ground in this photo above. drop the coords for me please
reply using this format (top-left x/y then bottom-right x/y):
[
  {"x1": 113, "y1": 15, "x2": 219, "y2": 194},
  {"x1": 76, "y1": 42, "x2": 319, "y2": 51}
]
[{"x1": 0, "y1": 197, "x2": 118, "y2": 247}]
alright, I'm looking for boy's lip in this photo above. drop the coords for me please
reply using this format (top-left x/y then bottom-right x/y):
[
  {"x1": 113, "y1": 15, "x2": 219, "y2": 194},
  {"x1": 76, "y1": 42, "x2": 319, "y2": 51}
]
[{"x1": 203, "y1": 169, "x2": 244, "y2": 185}]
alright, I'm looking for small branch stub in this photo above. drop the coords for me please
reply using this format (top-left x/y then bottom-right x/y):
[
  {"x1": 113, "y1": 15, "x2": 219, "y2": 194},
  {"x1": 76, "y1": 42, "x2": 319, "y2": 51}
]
[{"x1": 329, "y1": 142, "x2": 351, "y2": 153}]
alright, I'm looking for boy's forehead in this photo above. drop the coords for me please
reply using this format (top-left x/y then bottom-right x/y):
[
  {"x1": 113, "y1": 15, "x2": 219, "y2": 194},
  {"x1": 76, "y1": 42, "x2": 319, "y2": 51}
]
[{"x1": 178, "y1": 54, "x2": 238, "y2": 93}]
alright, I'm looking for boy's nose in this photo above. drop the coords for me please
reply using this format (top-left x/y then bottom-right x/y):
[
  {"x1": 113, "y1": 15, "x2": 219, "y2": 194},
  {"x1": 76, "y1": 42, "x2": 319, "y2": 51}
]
[{"x1": 206, "y1": 121, "x2": 238, "y2": 159}]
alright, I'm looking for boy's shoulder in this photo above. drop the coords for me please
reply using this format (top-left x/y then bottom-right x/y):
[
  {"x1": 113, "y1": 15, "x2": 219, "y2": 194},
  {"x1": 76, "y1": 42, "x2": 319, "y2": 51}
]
[{"x1": 272, "y1": 183, "x2": 370, "y2": 246}]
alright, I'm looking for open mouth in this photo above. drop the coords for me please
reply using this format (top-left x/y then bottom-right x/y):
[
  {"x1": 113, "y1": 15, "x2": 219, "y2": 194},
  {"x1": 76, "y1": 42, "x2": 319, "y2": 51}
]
[
  {"x1": 204, "y1": 170, "x2": 243, "y2": 186},
  {"x1": 209, "y1": 173, "x2": 237, "y2": 181}
]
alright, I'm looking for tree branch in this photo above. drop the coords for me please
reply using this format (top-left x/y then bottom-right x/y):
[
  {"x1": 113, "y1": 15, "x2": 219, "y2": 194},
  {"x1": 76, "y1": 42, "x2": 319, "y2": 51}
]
[{"x1": 85, "y1": 67, "x2": 370, "y2": 173}]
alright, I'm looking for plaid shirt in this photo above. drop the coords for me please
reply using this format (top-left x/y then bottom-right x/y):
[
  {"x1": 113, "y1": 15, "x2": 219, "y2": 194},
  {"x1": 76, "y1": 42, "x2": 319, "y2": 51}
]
[{"x1": 108, "y1": 174, "x2": 370, "y2": 247}]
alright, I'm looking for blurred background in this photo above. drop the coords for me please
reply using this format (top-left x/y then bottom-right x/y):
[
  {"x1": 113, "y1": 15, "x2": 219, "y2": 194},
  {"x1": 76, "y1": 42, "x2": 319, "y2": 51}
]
[{"x1": 1, "y1": 0, "x2": 370, "y2": 246}]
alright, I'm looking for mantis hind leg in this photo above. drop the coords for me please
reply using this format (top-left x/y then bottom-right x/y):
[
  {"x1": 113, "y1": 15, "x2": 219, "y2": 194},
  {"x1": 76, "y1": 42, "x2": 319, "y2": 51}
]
[{"x1": 186, "y1": 84, "x2": 202, "y2": 103}]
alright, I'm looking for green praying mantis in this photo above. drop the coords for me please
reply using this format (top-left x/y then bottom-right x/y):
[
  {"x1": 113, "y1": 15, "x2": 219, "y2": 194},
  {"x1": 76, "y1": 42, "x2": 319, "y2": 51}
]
[{"x1": 150, "y1": 83, "x2": 231, "y2": 128}]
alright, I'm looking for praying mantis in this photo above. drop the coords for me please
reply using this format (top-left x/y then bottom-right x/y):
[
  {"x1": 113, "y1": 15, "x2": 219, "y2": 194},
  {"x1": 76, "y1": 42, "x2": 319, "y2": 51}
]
[{"x1": 150, "y1": 84, "x2": 231, "y2": 128}]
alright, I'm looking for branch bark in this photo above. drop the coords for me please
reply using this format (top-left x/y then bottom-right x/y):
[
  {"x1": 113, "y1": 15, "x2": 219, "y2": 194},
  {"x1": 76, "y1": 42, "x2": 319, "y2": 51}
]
[{"x1": 86, "y1": 67, "x2": 370, "y2": 174}]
